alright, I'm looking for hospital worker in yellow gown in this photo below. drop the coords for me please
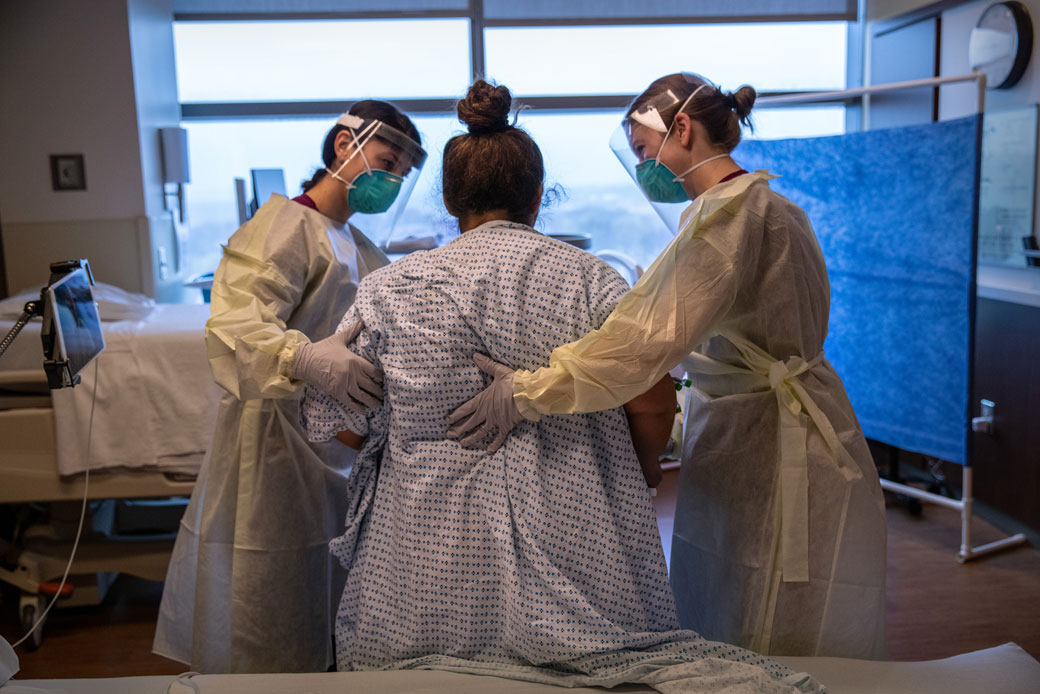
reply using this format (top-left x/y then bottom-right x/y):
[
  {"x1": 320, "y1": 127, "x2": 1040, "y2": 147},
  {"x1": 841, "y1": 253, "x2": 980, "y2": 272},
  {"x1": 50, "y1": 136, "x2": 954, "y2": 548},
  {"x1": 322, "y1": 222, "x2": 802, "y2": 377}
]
[
  {"x1": 154, "y1": 101, "x2": 426, "y2": 673},
  {"x1": 446, "y1": 73, "x2": 887, "y2": 660}
]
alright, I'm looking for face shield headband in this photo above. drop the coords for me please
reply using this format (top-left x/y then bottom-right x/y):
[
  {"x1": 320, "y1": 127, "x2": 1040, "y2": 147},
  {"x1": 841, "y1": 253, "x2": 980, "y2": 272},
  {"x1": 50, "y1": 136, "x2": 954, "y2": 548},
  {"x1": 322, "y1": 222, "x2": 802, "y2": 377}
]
[
  {"x1": 325, "y1": 113, "x2": 428, "y2": 215},
  {"x1": 610, "y1": 76, "x2": 731, "y2": 233}
]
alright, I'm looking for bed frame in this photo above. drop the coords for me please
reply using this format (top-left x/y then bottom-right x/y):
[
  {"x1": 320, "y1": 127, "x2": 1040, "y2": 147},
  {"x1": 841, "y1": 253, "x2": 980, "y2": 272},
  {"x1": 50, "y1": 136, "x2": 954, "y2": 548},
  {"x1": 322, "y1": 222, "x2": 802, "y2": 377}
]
[{"x1": 0, "y1": 370, "x2": 195, "y2": 649}]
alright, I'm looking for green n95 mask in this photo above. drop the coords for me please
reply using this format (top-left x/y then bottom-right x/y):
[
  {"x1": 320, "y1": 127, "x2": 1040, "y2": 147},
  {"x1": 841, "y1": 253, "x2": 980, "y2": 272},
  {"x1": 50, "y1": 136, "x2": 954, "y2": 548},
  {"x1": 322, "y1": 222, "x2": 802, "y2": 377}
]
[
  {"x1": 326, "y1": 113, "x2": 425, "y2": 217},
  {"x1": 346, "y1": 169, "x2": 403, "y2": 214},
  {"x1": 635, "y1": 159, "x2": 690, "y2": 203}
]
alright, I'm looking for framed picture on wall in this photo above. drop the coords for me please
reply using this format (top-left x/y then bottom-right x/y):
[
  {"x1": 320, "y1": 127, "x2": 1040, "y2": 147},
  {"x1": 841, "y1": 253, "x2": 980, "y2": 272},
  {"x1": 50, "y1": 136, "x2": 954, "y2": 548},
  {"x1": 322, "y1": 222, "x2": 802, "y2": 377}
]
[{"x1": 50, "y1": 154, "x2": 86, "y2": 191}]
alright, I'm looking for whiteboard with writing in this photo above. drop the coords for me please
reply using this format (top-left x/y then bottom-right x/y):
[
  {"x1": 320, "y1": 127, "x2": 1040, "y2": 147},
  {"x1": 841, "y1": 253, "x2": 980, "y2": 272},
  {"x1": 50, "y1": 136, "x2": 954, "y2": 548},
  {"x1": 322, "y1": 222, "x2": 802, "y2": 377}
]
[{"x1": 978, "y1": 106, "x2": 1037, "y2": 266}]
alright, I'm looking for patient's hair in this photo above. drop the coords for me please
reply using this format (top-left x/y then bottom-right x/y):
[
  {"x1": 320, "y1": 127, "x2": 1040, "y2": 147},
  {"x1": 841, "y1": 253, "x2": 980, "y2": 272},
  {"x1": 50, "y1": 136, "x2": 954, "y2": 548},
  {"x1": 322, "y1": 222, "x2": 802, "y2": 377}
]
[
  {"x1": 302, "y1": 100, "x2": 421, "y2": 192},
  {"x1": 442, "y1": 80, "x2": 544, "y2": 226},
  {"x1": 628, "y1": 73, "x2": 756, "y2": 152}
]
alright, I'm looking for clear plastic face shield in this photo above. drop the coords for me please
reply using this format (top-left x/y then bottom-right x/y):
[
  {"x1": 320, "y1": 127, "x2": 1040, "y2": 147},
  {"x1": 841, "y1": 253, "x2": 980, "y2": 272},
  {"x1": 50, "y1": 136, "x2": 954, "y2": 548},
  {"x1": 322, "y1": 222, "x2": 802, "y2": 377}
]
[
  {"x1": 609, "y1": 79, "x2": 710, "y2": 235},
  {"x1": 328, "y1": 112, "x2": 428, "y2": 247}
]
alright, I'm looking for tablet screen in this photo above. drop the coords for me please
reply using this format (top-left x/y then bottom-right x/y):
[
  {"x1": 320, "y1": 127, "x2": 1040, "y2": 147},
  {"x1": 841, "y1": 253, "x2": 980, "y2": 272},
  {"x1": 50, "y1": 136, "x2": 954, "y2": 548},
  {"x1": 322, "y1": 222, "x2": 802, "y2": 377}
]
[{"x1": 47, "y1": 268, "x2": 105, "y2": 379}]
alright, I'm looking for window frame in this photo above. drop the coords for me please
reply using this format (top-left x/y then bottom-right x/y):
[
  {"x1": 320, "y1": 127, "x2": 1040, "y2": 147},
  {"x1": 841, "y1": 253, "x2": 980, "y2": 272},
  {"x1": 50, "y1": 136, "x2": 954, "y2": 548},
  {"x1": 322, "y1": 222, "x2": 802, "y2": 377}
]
[
  {"x1": 173, "y1": 6, "x2": 863, "y2": 275},
  {"x1": 175, "y1": 6, "x2": 865, "y2": 122}
]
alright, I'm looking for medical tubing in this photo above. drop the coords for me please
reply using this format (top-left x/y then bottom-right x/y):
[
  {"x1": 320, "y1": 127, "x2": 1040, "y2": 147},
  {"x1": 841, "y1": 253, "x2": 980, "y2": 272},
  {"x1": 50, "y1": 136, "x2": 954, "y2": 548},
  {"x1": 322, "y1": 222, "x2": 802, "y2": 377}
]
[{"x1": 11, "y1": 359, "x2": 97, "y2": 649}]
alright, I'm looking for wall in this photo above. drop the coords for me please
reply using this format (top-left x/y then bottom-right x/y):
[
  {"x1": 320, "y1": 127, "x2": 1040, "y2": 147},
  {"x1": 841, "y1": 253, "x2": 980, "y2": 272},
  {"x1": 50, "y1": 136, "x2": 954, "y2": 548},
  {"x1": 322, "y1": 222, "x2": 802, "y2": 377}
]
[
  {"x1": 941, "y1": 0, "x2": 1040, "y2": 534},
  {"x1": 129, "y1": 0, "x2": 184, "y2": 221},
  {"x1": 938, "y1": 0, "x2": 1040, "y2": 117},
  {"x1": 867, "y1": 0, "x2": 938, "y2": 20},
  {"x1": 0, "y1": 1, "x2": 146, "y2": 223},
  {"x1": 0, "y1": 0, "x2": 188, "y2": 300},
  {"x1": 127, "y1": 0, "x2": 194, "y2": 302},
  {"x1": 864, "y1": 0, "x2": 1040, "y2": 533},
  {"x1": 934, "y1": 0, "x2": 1040, "y2": 303},
  {"x1": 865, "y1": 0, "x2": 1040, "y2": 298},
  {"x1": 866, "y1": 0, "x2": 1040, "y2": 116}
]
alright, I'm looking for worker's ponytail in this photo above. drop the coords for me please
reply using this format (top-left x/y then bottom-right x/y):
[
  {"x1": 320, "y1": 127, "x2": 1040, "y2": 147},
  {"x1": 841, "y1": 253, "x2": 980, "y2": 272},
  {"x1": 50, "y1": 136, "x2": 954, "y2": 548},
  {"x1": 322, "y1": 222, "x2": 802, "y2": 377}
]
[{"x1": 730, "y1": 86, "x2": 757, "y2": 130}]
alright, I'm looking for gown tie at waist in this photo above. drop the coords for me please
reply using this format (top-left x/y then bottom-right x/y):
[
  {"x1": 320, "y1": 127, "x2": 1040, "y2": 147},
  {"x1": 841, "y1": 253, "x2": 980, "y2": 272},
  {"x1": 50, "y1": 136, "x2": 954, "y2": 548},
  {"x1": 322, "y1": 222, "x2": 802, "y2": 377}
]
[{"x1": 685, "y1": 340, "x2": 862, "y2": 584}]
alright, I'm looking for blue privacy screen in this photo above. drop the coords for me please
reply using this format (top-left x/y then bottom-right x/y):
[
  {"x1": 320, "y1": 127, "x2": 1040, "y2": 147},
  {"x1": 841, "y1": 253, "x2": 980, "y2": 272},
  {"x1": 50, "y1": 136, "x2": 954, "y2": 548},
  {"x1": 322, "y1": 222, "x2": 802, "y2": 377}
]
[{"x1": 735, "y1": 115, "x2": 980, "y2": 465}]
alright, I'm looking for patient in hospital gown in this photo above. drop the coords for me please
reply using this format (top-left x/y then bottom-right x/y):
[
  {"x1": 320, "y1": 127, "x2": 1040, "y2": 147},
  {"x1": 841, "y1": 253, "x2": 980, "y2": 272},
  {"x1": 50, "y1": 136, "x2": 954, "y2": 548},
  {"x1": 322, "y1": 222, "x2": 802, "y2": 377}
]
[{"x1": 299, "y1": 80, "x2": 820, "y2": 694}]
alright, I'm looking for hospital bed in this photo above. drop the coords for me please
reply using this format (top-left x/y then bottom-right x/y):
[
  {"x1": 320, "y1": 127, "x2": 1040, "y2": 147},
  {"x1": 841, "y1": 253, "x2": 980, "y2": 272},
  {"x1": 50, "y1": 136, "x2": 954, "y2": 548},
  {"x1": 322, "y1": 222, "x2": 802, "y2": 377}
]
[
  {"x1": 4, "y1": 643, "x2": 1040, "y2": 694},
  {"x1": 0, "y1": 287, "x2": 219, "y2": 647}
]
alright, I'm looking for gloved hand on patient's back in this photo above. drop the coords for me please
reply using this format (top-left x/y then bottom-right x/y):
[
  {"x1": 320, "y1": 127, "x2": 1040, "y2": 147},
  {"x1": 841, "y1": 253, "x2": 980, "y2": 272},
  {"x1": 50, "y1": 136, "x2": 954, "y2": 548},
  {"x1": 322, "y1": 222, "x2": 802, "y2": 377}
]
[
  {"x1": 292, "y1": 320, "x2": 383, "y2": 413},
  {"x1": 447, "y1": 353, "x2": 524, "y2": 454}
]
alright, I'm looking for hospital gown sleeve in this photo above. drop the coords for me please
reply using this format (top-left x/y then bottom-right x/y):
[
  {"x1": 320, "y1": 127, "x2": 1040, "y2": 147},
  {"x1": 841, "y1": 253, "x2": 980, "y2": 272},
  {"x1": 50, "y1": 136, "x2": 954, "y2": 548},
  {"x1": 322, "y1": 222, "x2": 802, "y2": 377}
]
[
  {"x1": 204, "y1": 213, "x2": 315, "y2": 400},
  {"x1": 586, "y1": 256, "x2": 632, "y2": 328},
  {"x1": 299, "y1": 306, "x2": 378, "y2": 442},
  {"x1": 514, "y1": 199, "x2": 751, "y2": 419}
]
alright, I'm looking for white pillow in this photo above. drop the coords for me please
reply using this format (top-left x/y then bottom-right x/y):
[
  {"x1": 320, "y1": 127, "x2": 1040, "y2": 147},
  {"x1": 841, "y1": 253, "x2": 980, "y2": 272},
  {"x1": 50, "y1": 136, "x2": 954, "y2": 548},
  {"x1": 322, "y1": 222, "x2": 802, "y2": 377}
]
[{"x1": 0, "y1": 281, "x2": 156, "y2": 322}]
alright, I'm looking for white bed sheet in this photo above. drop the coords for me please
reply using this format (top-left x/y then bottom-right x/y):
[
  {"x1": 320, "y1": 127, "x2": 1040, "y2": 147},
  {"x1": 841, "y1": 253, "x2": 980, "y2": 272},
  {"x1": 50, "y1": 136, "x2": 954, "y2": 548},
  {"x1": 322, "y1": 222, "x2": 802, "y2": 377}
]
[
  {"x1": 5, "y1": 644, "x2": 1039, "y2": 694},
  {"x1": 0, "y1": 304, "x2": 220, "y2": 476}
]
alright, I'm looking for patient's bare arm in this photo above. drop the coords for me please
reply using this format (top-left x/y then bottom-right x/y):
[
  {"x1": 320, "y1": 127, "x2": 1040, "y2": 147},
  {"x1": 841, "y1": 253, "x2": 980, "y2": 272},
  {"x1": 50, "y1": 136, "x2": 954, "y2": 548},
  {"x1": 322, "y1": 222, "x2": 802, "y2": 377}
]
[
  {"x1": 335, "y1": 429, "x2": 365, "y2": 450},
  {"x1": 623, "y1": 374, "x2": 676, "y2": 488}
]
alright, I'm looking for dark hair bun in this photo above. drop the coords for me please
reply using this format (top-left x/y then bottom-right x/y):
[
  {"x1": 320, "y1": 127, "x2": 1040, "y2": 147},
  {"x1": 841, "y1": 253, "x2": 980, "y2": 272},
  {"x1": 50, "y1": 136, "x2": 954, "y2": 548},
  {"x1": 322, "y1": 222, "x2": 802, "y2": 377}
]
[
  {"x1": 730, "y1": 85, "x2": 757, "y2": 124},
  {"x1": 458, "y1": 80, "x2": 512, "y2": 135}
]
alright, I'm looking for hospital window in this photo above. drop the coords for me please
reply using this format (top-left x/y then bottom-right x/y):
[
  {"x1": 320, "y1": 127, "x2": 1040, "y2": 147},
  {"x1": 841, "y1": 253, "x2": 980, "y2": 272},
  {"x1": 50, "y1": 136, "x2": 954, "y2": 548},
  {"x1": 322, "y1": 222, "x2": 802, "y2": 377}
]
[{"x1": 174, "y1": 18, "x2": 849, "y2": 281}]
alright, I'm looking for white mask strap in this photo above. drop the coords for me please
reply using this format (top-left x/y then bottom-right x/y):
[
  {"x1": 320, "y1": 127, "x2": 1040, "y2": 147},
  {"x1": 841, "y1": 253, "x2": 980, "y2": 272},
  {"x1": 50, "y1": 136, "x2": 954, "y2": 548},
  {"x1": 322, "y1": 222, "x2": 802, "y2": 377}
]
[
  {"x1": 672, "y1": 152, "x2": 730, "y2": 182},
  {"x1": 655, "y1": 83, "x2": 708, "y2": 165},
  {"x1": 327, "y1": 120, "x2": 378, "y2": 188}
]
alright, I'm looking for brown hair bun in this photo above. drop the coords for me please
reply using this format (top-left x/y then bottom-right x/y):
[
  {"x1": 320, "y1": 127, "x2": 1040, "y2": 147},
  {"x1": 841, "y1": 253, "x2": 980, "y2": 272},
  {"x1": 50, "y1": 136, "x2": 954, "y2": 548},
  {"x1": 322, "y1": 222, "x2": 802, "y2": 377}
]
[
  {"x1": 730, "y1": 85, "x2": 757, "y2": 126},
  {"x1": 457, "y1": 79, "x2": 512, "y2": 135}
]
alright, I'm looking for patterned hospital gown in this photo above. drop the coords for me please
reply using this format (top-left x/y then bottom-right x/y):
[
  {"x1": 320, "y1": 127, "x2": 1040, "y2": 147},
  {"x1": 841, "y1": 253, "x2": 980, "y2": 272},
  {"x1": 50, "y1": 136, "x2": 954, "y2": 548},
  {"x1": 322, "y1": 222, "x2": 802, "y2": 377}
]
[{"x1": 301, "y1": 221, "x2": 821, "y2": 693}]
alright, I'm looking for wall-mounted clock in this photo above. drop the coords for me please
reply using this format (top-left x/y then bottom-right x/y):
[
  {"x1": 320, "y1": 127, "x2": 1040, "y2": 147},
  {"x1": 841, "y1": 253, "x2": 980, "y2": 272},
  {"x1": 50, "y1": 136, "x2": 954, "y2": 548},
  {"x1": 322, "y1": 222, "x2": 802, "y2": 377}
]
[{"x1": 969, "y1": 1, "x2": 1033, "y2": 89}]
